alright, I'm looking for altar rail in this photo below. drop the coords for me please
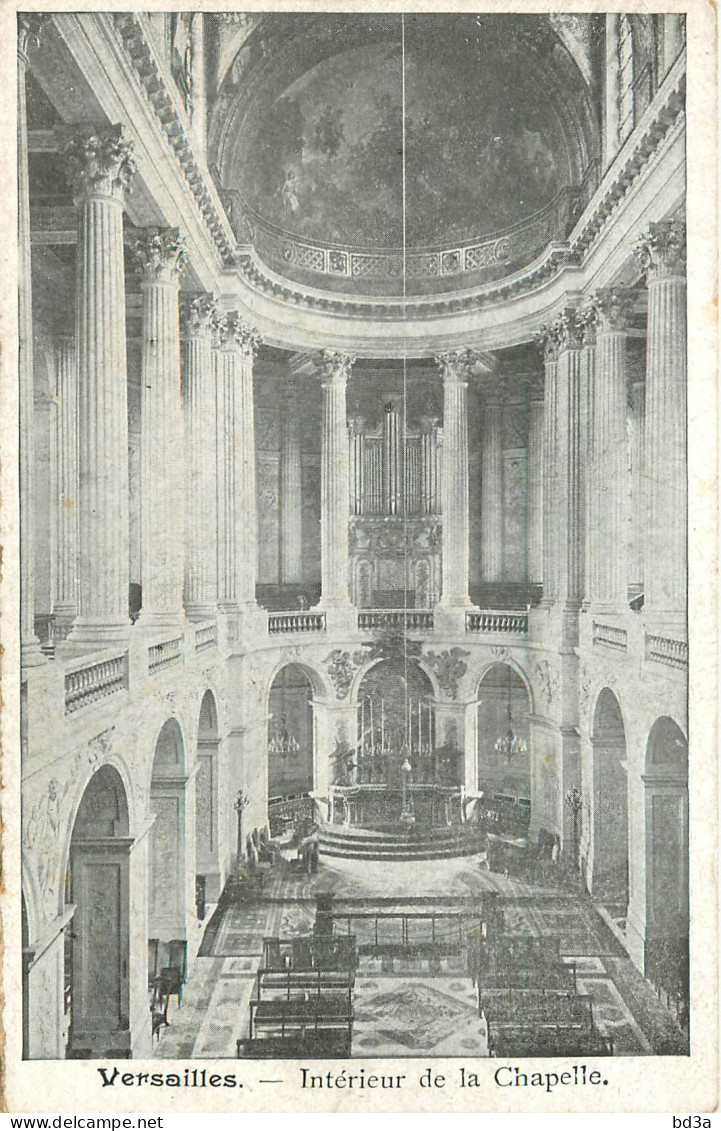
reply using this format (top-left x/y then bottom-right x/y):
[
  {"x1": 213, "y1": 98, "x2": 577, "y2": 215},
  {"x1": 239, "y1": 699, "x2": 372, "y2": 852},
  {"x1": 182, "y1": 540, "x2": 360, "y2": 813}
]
[
  {"x1": 65, "y1": 652, "x2": 129, "y2": 714},
  {"x1": 466, "y1": 610, "x2": 528, "y2": 635},
  {"x1": 644, "y1": 632, "x2": 688, "y2": 670},
  {"x1": 357, "y1": 609, "x2": 434, "y2": 632},
  {"x1": 268, "y1": 612, "x2": 326, "y2": 635},
  {"x1": 592, "y1": 622, "x2": 628, "y2": 651}
]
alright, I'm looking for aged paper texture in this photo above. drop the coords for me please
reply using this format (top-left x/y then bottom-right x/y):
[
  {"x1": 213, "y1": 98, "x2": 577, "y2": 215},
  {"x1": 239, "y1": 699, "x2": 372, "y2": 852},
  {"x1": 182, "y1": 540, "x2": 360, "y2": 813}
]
[{"x1": 1, "y1": 0, "x2": 717, "y2": 1115}]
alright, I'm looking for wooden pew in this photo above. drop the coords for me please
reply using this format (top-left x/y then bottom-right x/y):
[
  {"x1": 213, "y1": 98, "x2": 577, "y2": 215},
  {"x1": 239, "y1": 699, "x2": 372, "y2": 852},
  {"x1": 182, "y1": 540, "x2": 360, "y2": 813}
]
[{"x1": 255, "y1": 968, "x2": 354, "y2": 1001}]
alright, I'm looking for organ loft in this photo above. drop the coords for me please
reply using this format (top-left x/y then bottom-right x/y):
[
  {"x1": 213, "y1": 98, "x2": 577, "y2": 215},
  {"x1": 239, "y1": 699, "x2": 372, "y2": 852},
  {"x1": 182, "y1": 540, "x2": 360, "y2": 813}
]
[{"x1": 16, "y1": 11, "x2": 693, "y2": 1064}]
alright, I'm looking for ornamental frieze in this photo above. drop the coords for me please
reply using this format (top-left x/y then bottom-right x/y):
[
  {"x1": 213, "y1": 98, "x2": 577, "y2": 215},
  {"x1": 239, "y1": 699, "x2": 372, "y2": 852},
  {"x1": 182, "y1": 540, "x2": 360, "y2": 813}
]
[{"x1": 349, "y1": 516, "x2": 442, "y2": 556}]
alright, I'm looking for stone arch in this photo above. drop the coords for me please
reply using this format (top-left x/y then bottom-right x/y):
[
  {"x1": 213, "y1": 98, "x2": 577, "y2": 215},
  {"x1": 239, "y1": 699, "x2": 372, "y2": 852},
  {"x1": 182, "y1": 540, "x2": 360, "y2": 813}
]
[
  {"x1": 643, "y1": 717, "x2": 688, "y2": 997},
  {"x1": 350, "y1": 653, "x2": 442, "y2": 704},
  {"x1": 64, "y1": 765, "x2": 131, "y2": 1059},
  {"x1": 266, "y1": 655, "x2": 330, "y2": 706},
  {"x1": 475, "y1": 655, "x2": 536, "y2": 716},
  {"x1": 148, "y1": 718, "x2": 192, "y2": 970},
  {"x1": 355, "y1": 657, "x2": 438, "y2": 787},
  {"x1": 195, "y1": 690, "x2": 222, "y2": 907},
  {"x1": 268, "y1": 663, "x2": 315, "y2": 798},
  {"x1": 476, "y1": 662, "x2": 532, "y2": 800},
  {"x1": 588, "y1": 688, "x2": 629, "y2": 906}
]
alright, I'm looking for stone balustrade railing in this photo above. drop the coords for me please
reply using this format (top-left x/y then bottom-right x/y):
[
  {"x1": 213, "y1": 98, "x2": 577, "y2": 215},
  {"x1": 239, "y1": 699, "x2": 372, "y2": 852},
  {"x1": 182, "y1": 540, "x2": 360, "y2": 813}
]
[
  {"x1": 592, "y1": 621, "x2": 628, "y2": 651},
  {"x1": 357, "y1": 609, "x2": 435, "y2": 631},
  {"x1": 466, "y1": 610, "x2": 528, "y2": 635},
  {"x1": 645, "y1": 632, "x2": 688, "y2": 670},
  {"x1": 148, "y1": 636, "x2": 184, "y2": 672},
  {"x1": 64, "y1": 652, "x2": 129, "y2": 715},
  {"x1": 268, "y1": 612, "x2": 326, "y2": 635},
  {"x1": 194, "y1": 622, "x2": 217, "y2": 651}
]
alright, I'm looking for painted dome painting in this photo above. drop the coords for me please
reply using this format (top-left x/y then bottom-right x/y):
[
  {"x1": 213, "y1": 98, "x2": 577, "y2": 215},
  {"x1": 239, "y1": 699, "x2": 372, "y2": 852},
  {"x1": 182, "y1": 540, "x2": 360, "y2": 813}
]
[
  {"x1": 236, "y1": 41, "x2": 563, "y2": 249},
  {"x1": 212, "y1": 14, "x2": 599, "y2": 293}
]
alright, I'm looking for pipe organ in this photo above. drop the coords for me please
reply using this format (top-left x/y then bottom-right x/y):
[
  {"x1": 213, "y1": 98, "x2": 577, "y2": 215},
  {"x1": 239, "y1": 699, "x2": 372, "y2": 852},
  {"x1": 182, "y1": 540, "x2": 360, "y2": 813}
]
[{"x1": 348, "y1": 401, "x2": 442, "y2": 607}]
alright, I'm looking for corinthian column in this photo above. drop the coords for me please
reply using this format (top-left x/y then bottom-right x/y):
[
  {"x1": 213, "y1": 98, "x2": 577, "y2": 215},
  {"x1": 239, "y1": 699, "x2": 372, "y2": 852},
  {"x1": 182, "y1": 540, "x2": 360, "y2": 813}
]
[
  {"x1": 133, "y1": 228, "x2": 186, "y2": 627},
  {"x1": 63, "y1": 125, "x2": 136, "y2": 648},
  {"x1": 231, "y1": 314, "x2": 261, "y2": 607},
  {"x1": 554, "y1": 308, "x2": 585, "y2": 608},
  {"x1": 280, "y1": 393, "x2": 303, "y2": 584},
  {"x1": 588, "y1": 288, "x2": 634, "y2": 610},
  {"x1": 181, "y1": 295, "x2": 218, "y2": 619},
  {"x1": 18, "y1": 16, "x2": 47, "y2": 665},
  {"x1": 52, "y1": 336, "x2": 78, "y2": 638},
  {"x1": 526, "y1": 380, "x2": 544, "y2": 584},
  {"x1": 481, "y1": 388, "x2": 504, "y2": 583},
  {"x1": 436, "y1": 351, "x2": 472, "y2": 609},
  {"x1": 636, "y1": 220, "x2": 687, "y2": 621},
  {"x1": 318, "y1": 350, "x2": 354, "y2": 607},
  {"x1": 536, "y1": 327, "x2": 560, "y2": 604}
]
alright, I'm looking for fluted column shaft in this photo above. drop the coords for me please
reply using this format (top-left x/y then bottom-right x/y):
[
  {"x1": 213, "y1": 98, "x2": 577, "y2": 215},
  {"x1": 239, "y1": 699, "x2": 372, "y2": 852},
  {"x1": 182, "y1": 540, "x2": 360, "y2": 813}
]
[
  {"x1": 134, "y1": 229, "x2": 186, "y2": 625},
  {"x1": 438, "y1": 352, "x2": 471, "y2": 608},
  {"x1": 63, "y1": 125, "x2": 136, "y2": 646},
  {"x1": 628, "y1": 377, "x2": 645, "y2": 586},
  {"x1": 637, "y1": 222, "x2": 687, "y2": 618},
  {"x1": 420, "y1": 419, "x2": 438, "y2": 515},
  {"x1": 481, "y1": 395, "x2": 504, "y2": 582},
  {"x1": 589, "y1": 290, "x2": 632, "y2": 608},
  {"x1": 52, "y1": 336, "x2": 78, "y2": 633},
  {"x1": 214, "y1": 337, "x2": 236, "y2": 607},
  {"x1": 181, "y1": 295, "x2": 217, "y2": 617},
  {"x1": 319, "y1": 351, "x2": 354, "y2": 607},
  {"x1": 235, "y1": 331, "x2": 260, "y2": 606},
  {"x1": 539, "y1": 335, "x2": 559, "y2": 602},
  {"x1": 280, "y1": 398, "x2": 303, "y2": 584},
  {"x1": 526, "y1": 389, "x2": 544, "y2": 584},
  {"x1": 349, "y1": 419, "x2": 364, "y2": 516},
  {"x1": 580, "y1": 318, "x2": 596, "y2": 604},
  {"x1": 18, "y1": 18, "x2": 45, "y2": 663},
  {"x1": 555, "y1": 314, "x2": 584, "y2": 606}
]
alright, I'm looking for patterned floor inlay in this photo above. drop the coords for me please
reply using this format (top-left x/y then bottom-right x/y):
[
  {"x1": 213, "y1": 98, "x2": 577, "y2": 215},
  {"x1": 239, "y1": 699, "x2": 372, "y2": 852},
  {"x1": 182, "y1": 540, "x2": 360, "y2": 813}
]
[{"x1": 172, "y1": 855, "x2": 688, "y2": 1059}]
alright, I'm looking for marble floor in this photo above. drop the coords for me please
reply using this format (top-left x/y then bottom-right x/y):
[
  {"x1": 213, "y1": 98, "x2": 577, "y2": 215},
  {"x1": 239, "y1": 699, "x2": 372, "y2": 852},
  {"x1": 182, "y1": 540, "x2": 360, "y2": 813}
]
[{"x1": 152, "y1": 853, "x2": 688, "y2": 1059}]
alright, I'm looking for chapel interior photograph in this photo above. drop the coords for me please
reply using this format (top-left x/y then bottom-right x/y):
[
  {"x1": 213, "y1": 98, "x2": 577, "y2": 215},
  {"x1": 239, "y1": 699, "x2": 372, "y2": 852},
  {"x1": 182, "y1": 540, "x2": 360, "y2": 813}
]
[{"x1": 18, "y1": 11, "x2": 689, "y2": 1060}]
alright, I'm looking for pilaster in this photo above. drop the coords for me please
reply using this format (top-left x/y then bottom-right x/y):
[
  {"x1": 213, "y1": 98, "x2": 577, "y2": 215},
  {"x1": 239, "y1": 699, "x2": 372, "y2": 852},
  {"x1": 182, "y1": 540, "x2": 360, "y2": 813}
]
[
  {"x1": 436, "y1": 350, "x2": 473, "y2": 613},
  {"x1": 318, "y1": 350, "x2": 355, "y2": 610},
  {"x1": 280, "y1": 389, "x2": 303, "y2": 584},
  {"x1": 51, "y1": 336, "x2": 78, "y2": 639},
  {"x1": 480, "y1": 388, "x2": 504, "y2": 583}
]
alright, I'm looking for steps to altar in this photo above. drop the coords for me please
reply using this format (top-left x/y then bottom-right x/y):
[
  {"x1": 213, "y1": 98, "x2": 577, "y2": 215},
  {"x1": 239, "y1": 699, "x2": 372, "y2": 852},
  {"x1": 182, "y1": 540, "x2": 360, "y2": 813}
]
[{"x1": 319, "y1": 823, "x2": 485, "y2": 860}]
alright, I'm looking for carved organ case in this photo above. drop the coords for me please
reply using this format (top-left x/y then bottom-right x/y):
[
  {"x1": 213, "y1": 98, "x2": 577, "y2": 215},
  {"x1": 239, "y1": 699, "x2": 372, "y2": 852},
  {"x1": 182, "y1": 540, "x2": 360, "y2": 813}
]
[{"x1": 349, "y1": 397, "x2": 442, "y2": 607}]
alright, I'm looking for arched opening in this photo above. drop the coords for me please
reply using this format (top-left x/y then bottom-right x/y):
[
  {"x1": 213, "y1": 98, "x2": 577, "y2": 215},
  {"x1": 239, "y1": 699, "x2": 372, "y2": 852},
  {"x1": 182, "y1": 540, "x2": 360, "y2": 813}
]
[
  {"x1": 356, "y1": 659, "x2": 437, "y2": 786},
  {"x1": 644, "y1": 717, "x2": 688, "y2": 1018},
  {"x1": 590, "y1": 689, "x2": 629, "y2": 908},
  {"x1": 64, "y1": 765, "x2": 131, "y2": 1058},
  {"x1": 268, "y1": 665, "x2": 314, "y2": 799},
  {"x1": 195, "y1": 691, "x2": 220, "y2": 911},
  {"x1": 148, "y1": 720, "x2": 190, "y2": 977},
  {"x1": 477, "y1": 664, "x2": 531, "y2": 803}
]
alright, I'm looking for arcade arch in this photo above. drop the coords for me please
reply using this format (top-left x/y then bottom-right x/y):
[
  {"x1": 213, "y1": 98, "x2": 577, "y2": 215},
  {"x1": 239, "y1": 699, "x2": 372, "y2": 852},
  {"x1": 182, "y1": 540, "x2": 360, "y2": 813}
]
[
  {"x1": 148, "y1": 719, "x2": 192, "y2": 964},
  {"x1": 477, "y1": 663, "x2": 532, "y2": 800},
  {"x1": 195, "y1": 691, "x2": 221, "y2": 905},
  {"x1": 589, "y1": 688, "x2": 629, "y2": 907},
  {"x1": 644, "y1": 717, "x2": 688, "y2": 982},
  {"x1": 268, "y1": 664, "x2": 315, "y2": 798},
  {"x1": 64, "y1": 765, "x2": 131, "y2": 1059}
]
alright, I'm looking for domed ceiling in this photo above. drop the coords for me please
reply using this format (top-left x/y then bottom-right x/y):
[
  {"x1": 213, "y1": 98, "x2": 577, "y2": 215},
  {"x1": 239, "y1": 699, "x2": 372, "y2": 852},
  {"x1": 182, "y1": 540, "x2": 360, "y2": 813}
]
[{"x1": 213, "y1": 15, "x2": 599, "y2": 296}]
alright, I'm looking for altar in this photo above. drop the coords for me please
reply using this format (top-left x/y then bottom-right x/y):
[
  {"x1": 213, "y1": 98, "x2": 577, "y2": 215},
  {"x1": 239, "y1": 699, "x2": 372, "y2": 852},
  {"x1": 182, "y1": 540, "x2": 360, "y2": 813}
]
[{"x1": 330, "y1": 782, "x2": 463, "y2": 829}]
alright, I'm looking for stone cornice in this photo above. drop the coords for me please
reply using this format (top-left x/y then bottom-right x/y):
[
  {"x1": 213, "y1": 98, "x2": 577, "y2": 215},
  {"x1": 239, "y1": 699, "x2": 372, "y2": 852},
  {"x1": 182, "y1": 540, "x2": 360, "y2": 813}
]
[{"x1": 113, "y1": 13, "x2": 236, "y2": 268}]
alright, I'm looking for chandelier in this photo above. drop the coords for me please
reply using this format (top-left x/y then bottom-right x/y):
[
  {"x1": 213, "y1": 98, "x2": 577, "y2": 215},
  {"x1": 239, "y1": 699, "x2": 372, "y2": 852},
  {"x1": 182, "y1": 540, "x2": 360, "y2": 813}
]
[
  {"x1": 494, "y1": 670, "x2": 527, "y2": 762},
  {"x1": 268, "y1": 716, "x2": 300, "y2": 761}
]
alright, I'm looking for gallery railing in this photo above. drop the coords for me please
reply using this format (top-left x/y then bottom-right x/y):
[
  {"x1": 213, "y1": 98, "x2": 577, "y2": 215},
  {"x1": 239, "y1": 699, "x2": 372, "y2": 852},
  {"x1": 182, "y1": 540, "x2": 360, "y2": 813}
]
[
  {"x1": 466, "y1": 610, "x2": 528, "y2": 635},
  {"x1": 644, "y1": 632, "x2": 688, "y2": 670},
  {"x1": 64, "y1": 652, "x2": 129, "y2": 715},
  {"x1": 268, "y1": 612, "x2": 326, "y2": 635},
  {"x1": 357, "y1": 609, "x2": 434, "y2": 632}
]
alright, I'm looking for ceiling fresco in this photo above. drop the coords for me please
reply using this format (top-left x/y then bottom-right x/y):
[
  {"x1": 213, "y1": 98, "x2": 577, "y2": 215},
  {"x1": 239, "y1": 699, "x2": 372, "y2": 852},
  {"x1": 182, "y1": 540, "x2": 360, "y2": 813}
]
[{"x1": 233, "y1": 35, "x2": 566, "y2": 250}]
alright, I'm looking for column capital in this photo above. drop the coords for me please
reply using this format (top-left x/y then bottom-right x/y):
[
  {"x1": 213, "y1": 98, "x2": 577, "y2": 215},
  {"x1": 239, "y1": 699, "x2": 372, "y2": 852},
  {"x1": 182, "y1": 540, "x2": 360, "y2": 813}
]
[
  {"x1": 435, "y1": 349, "x2": 470, "y2": 383},
  {"x1": 319, "y1": 349, "x2": 356, "y2": 384},
  {"x1": 216, "y1": 311, "x2": 262, "y2": 357},
  {"x1": 554, "y1": 306, "x2": 585, "y2": 351},
  {"x1": 18, "y1": 13, "x2": 50, "y2": 65},
  {"x1": 590, "y1": 287, "x2": 636, "y2": 333},
  {"x1": 349, "y1": 415, "x2": 366, "y2": 435},
  {"x1": 132, "y1": 226, "x2": 187, "y2": 284},
  {"x1": 420, "y1": 415, "x2": 440, "y2": 434},
  {"x1": 61, "y1": 124, "x2": 137, "y2": 204},
  {"x1": 635, "y1": 218, "x2": 687, "y2": 281},
  {"x1": 535, "y1": 323, "x2": 561, "y2": 364},
  {"x1": 180, "y1": 293, "x2": 218, "y2": 339}
]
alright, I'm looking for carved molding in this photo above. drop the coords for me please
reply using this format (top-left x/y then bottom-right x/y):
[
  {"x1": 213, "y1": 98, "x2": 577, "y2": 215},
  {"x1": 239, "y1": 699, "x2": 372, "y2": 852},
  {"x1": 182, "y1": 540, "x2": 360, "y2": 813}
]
[
  {"x1": 590, "y1": 286, "x2": 636, "y2": 332},
  {"x1": 534, "y1": 659, "x2": 560, "y2": 708},
  {"x1": 216, "y1": 311, "x2": 262, "y2": 356},
  {"x1": 435, "y1": 349, "x2": 471, "y2": 382},
  {"x1": 424, "y1": 648, "x2": 470, "y2": 700},
  {"x1": 319, "y1": 349, "x2": 356, "y2": 384}
]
